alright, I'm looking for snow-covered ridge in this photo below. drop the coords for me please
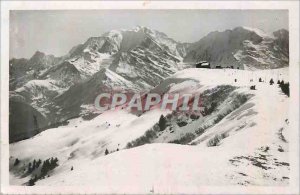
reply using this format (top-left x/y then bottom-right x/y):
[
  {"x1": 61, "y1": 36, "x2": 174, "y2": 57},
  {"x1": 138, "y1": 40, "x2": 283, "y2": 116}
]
[
  {"x1": 10, "y1": 68, "x2": 289, "y2": 189},
  {"x1": 242, "y1": 26, "x2": 275, "y2": 38},
  {"x1": 15, "y1": 80, "x2": 59, "y2": 93}
]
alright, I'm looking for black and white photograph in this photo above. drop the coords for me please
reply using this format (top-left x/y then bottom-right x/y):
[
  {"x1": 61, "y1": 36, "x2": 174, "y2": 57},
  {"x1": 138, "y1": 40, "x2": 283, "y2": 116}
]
[{"x1": 1, "y1": 1, "x2": 299, "y2": 194}]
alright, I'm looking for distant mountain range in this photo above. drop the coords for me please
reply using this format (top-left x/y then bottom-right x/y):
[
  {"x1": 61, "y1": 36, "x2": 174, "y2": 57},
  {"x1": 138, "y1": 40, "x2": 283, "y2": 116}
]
[
  {"x1": 184, "y1": 27, "x2": 289, "y2": 70},
  {"x1": 9, "y1": 26, "x2": 289, "y2": 142}
]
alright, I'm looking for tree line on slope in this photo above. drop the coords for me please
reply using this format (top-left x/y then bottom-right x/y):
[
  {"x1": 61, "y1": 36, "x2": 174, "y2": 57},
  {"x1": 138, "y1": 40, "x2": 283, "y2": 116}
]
[{"x1": 249, "y1": 77, "x2": 289, "y2": 97}]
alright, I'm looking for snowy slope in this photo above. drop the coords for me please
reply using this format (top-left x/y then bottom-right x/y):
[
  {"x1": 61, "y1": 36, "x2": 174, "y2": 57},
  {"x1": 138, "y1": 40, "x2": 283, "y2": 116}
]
[
  {"x1": 132, "y1": 67, "x2": 288, "y2": 145},
  {"x1": 15, "y1": 80, "x2": 62, "y2": 101},
  {"x1": 9, "y1": 108, "x2": 170, "y2": 185},
  {"x1": 9, "y1": 68, "x2": 289, "y2": 190}
]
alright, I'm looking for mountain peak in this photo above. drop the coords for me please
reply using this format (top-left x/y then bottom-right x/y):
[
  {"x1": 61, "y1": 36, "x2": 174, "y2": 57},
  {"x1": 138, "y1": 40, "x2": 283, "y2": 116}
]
[
  {"x1": 133, "y1": 25, "x2": 146, "y2": 31},
  {"x1": 32, "y1": 50, "x2": 46, "y2": 57},
  {"x1": 273, "y1": 28, "x2": 289, "y2": 37},
  {"x1": 239, "y1": 26, "x2": 274, "y2": 38}
]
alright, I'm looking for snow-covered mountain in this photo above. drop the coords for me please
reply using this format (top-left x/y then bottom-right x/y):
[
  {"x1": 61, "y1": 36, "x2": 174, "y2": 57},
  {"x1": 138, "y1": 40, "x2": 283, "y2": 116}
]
[
  {"x1": 9, "y1": 68, "x2": 290, "y2": 190},
  {"x1": 9, "y1": 26, "x2": 190, "y2": 142},
  {"x1": 66, "y1": 26, "x2": 188, "y2": 86},
  {"x1": 184, "y1": 27, "x2": 289, "y2": 70}
]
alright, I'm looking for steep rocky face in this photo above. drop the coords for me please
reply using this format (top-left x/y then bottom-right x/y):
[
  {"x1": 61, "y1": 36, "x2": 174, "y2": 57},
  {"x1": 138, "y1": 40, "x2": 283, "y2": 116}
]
[
  {"x1": 66, "y1": 26, "x2": 186, "y2": 81},
  {"x1": 10, "y1": 51, "x2": 62, "y2": 75},
  {"x1": 26, "y1": 51, "x2": 61, "y2": 70},
  {"x1": 39, "y1": 61, "x2": 82, "y2": 87},
  {"x1": 111, "y1": 36, "x2": 181, "y2": 87},
  {"x1": 9, "y1": 51, "x2": 62, "y2": 90},
  {"x1": 109, "y1": 27, "x2": 185, "y2": 87},
  {"x1": 184, "y1": 27, "x2": 289, "y2": 70},
  {"x1": 9, "y1": 100, "x2": 48, "y2": 143},
  {"x1": 9, "y1": 58, "x2": 29, "y2": 78},
  {"x1": 273, "y1": 29, "x2": 289, "y2": 56}
]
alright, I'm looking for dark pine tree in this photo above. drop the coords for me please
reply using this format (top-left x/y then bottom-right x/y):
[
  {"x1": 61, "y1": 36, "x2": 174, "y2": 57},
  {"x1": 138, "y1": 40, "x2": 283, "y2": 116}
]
[
  {"x1": 41, "y1": 159, "x2": 50, "y2": 176},
  {"x1": 105, "y1": 149, "x2": 109, "y2": 155},
  {"x1": 28, "y1": 162, "x2": 32, "y2": 173},
  {"x1": 33, "y1": 159, "x2": 36, "y2": 169},
  {"x1": 280, "y1": 82, "x2": 290, "y2": 97},
  {"x1": 259, "y1": 78, "x2": 262, "y2": 82},
  {"x1": 28, "y1": 178, "x2": 35, "y2": 186},
  {"x1": 158, "y1": 115, "x2": 167, "y2": 131},
  {"x1": 36, "y1": 159, "x2": 42, "y2": 168},
  {"x1": 269, "y1": 78, "x2": 274, "y2": 85},
  {"x1": 14, "y1": 158, "x2": 20, "y2": 166},
  {"x1": 250, "y1": 85, "x2": 256, "y2": 90}
]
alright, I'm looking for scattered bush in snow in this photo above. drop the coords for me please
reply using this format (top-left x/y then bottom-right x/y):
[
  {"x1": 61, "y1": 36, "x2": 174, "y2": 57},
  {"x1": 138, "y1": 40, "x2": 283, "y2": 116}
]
[
  {"x1": 13, "y1": 158, "x2": 20, "y2": 166},
  {"x1": 126, "y1": 113, "x2": 173, "y2": 148},
  {"x1": 202, "y1": 102, "x2": 218, "y2": 116},
  {"x1": 126, "y1": 129, "x2": 157, "y2": 149},
  {"x1": 207, "y1": 132, "x2": 228, "y2": 147},
  {"x1": 269, "y1": 78, "x2": 274, "y2": 85},
  {"x1": 250, "y1": 85, "x2": 256, "y2": 90},
  {"x1": 214, "y1": 113, "x2": 226, "y2": 124},
  {"x1": 28, "y1": 175, "x2": 37, "y2": 186},
  {"x1": 177, "y1": 121, "x2": 188, "y2": 127},
  {"x1": 279, "y1": 80, "x2": 284, "y2": 85},
  {"x1": 195, "y1": 125, "x2": 209, "y2": 136},
  {"x1": 279, "y1": 82, "x2": 289, "y2": 97},
  {"x1": 190, "y1": 114, "x2": 200, "y2": 120},
  {"x1": 105, "y1": 149, "x2": 109, "y2": 155},
  {"x1": 169, "y1": 133, "x2": 196, "y2": 145}
]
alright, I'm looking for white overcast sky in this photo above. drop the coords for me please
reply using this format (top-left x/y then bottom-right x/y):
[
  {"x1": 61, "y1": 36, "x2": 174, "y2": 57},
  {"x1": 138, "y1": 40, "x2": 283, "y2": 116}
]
[{"x1": 10, "y1": 10, "x2": 288, "y2": 59}]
